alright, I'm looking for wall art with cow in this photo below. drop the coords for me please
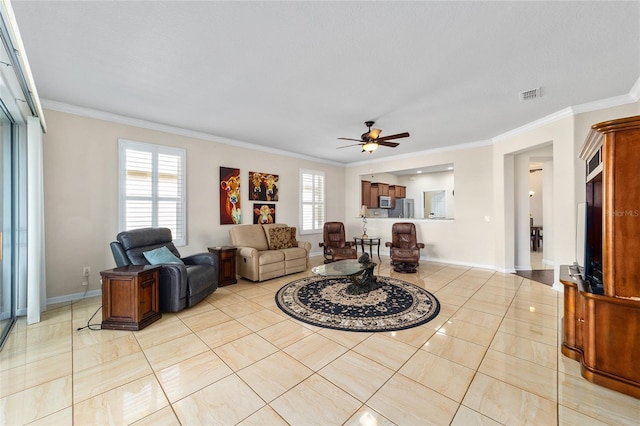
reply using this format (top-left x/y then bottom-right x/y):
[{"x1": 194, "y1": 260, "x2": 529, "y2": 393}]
[
  {"x1": 253, "y1": 203, "x2": 276, "y2": 224},
  {"x1": 220, "y1": 167, "x2": 242, "y2": 224},
  {"x1": 248, "y1": 171, "x2": 279, "y2": 202}
]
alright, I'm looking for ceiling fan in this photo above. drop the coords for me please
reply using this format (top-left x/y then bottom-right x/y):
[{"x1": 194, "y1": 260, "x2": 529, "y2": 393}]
[{"x1": 337, "y1": 121, "x2": 410, "y2": 153}]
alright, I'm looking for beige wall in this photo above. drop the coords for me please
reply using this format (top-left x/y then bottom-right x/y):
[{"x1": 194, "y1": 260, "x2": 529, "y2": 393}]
[
  {"x1": 492, "y1": 100, "x2": 640, "y2": 285},
  {"x1": 345, "y1": 143, "x2": 496, "y2": 268},
  {"x1": 42, "y1": 109, "x2": 345, "y2": 300},
  {"x1": 42, "y1": 97, "x2": 639, "y2": 301}
]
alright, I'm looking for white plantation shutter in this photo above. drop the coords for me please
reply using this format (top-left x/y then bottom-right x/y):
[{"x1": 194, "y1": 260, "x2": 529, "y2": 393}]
[
  {"x1": 300, "y1": 169, "x2": 325, "y2": 234},
  {"x1": 119, "y1": 139, "x2": 186, "y2": 246}
]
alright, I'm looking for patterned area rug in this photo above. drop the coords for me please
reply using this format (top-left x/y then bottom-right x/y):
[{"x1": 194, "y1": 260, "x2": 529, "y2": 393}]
[{"x1": 275, "y1": 275, "x2": 440, "y2": 332}]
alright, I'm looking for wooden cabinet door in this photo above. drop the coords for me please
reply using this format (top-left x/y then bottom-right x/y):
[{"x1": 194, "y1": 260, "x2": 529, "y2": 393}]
[
  {"x1": 370, "y1": 185, "x2": 380, "y2": 208},
  {"x1": 603, "y1": 127, "x2": 640, "y2": 297},
  {"x1": 361, "y1": 180, "x2": 371, "y2": 208},
  {"x1": 139, "y1": 270, "x2": 159, "y2": 321}
]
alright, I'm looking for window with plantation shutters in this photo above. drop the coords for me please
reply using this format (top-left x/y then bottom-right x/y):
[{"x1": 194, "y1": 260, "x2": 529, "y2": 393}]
[
  {"x1": 118, "y1": 139, "x2": 186, "y2": 246},
  {"x1": 300, "y1": 169, "x2": 325, "y2": 234}
]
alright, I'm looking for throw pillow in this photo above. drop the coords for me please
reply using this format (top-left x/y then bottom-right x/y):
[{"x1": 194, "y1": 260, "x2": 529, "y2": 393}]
[
  {"x1": 269, "y1": 227, "x2": 294, "y2": 250},
  {"x1": 143, "y1": 246, "x2": 184, "y2": 265},
  {"x1": 288, "y1": 226, "x2": 298, "y2": 246}
]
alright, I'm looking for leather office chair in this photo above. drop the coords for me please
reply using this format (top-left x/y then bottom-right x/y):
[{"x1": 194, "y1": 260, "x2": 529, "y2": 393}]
[
  {"x1": 385, "y1": 222, "x2": 424, "y2": 273},
  {"x1": 319, "y1": 221, "x2": 357, "y2": 263},
  {"x1": 110, "y1": 227, "x2": 219, "y2": 312}
]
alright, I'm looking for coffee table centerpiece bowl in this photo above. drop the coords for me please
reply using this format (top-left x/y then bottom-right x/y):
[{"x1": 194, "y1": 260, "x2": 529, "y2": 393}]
[{"x1": 311, "y1": 253, "x2": 381, "y2": 295}]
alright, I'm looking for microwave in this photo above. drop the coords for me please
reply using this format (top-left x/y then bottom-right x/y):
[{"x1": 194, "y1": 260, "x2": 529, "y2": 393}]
[{"x1": 379, "y1": 196, "x2": 392, "y2": 208}]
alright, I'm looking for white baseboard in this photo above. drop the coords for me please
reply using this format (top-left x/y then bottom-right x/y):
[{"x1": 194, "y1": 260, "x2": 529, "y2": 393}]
[
  {"x1": 422, "y1": 256, "x2": 496, "y2": 271},
  {"x1": 514, "y1": 265, "x2": 533, "y2": 271},
  {"x1": 47, "y1": 289, "x2": 102, "y2": 306}
]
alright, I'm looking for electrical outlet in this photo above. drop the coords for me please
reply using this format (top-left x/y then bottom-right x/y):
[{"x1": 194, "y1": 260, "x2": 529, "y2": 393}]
[
  {"x1": 83, "y1": 266, "x2": 90, "y2": 277},
  {"x1": 82, "y1": 280, "x2": 89, "y2": 286}
]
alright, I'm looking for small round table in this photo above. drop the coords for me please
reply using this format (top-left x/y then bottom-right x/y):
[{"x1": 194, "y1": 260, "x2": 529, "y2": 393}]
[{"x1": 353, "y1": 236, "x2": 381, "y2": 261}]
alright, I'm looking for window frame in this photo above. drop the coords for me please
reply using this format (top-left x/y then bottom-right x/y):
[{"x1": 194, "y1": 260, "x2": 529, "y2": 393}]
[
  {"x1": 299, "y1": 168, "x2": 325, "y2": 235},
  {"x1": 118, "y1": 139, "x2": 187, "y2": 246}
]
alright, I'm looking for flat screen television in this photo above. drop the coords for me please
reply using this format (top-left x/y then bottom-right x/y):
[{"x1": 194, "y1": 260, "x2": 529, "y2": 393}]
[
  {"x1": 584, "y1": 172, "x2": 604, "y2": 294},
  {"x1": 575, "y1": 202, "x2": 586, "y2": 276}
]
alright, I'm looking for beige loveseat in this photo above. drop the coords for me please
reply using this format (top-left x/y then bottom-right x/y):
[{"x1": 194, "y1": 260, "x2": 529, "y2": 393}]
[{"x1": 229, "y1": 223, "x2": 311, "y2": 282}]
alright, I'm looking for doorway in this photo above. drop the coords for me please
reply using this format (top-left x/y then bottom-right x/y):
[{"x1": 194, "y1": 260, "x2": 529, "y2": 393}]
[
  {"x1": 529, "y1": 162, "x2": 550, "y2": 270},
  {"x1": 512, "y1": 146, "x2": 554, "y2": 285}
]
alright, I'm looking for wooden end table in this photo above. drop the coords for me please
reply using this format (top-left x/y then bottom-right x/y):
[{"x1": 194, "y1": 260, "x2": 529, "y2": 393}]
[
  {"x1": 100, "y1": 265, "x2": 162, "y2": 331},
  {"x1": 208, "y1": 246, "x2": 237, "y2": 286}
]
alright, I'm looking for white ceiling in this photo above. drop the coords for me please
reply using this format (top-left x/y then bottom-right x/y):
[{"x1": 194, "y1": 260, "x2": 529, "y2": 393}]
[{"x1": 11, "y1": 1, "x2": 640, "y2": 165}]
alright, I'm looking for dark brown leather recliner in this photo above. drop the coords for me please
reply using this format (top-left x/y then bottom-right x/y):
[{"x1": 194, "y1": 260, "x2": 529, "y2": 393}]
[
  {"x1": 110, "y1": 227, "x2": 218, "y2": 312},
  {"x1": 319, "y1": 221, "x2": 357, "y2": 263},
  {"x1": 385, "y1": 222, "x2": 424, "y2": 272}
]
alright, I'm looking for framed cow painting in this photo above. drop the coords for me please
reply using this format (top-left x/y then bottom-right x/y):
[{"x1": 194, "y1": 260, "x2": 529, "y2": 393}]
[
  {"x1": 253, "y1": 203, "x2": 276, "y2": 224},
  {"x1": 220, "y1": 167, "x2": 241, "y2": 224},
  {"x1": 248, "y1": 171, "x2": 279, "y2": 202}
]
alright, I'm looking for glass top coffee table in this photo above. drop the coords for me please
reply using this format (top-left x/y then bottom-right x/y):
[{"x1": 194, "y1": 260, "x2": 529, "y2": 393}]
[
  {"x1": 311, "y1": 258, "x2": 382, "y2": 295},
  {"x1": 311, "y1": 259, "x2": 368, "y2": 277}
]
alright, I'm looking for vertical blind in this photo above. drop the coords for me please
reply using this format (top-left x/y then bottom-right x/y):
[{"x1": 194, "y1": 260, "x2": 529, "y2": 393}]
[
  {"x1": 119, "y1": 140, "x2": 186, "y2": 246},
  {"x1": 300, "y1": 169, "x2": 325, "y2": 234}
]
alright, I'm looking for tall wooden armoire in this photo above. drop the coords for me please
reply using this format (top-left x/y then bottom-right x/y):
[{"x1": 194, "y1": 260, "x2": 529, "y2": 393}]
[{"x1": 561, "y1": 115, "x2": 640, "y2": 399}]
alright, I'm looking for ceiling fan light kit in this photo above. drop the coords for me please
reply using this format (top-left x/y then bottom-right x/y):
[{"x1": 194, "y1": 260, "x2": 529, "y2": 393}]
[
  {"x1": 362, "y1": 142, "x2": 378, "y2": 153},
  {"x1": 337, "y1": 121, "x2": 410, "y2": 153}
]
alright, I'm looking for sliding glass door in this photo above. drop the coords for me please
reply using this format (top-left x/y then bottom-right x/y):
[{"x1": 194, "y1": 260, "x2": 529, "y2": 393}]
[{"x1": 0, "y1": 104, "x2": 14, "y2": 349}]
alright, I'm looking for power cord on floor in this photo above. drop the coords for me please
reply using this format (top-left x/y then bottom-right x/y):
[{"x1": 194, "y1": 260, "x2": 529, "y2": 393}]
[{"x1": 76, "y1": 305, "x2": 102, "y2": 331}]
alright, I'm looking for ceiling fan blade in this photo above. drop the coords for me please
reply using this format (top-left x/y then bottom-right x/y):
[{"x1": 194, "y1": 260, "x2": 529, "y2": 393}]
[
  {"x1": 336, "y1": 143, "x2": 363, "y2": 149},
  {"x1": 377, "y1": 141, "x2": 400, "y2": 148},
  {"x1": 337, "y1": 137, "x2": 364, "y2": 142},
  {"x1": 377, "y1": 132, "x2": 410, "y2": 141}
]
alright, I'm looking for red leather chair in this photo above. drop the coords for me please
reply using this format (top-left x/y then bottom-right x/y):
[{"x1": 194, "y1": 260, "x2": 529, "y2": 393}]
[
  {"x1": 319, "y1": 222, "x2": 357, "y2": 263},
  {"x1": 385, "y1": 222, "x2": 424, "y2": 272}
]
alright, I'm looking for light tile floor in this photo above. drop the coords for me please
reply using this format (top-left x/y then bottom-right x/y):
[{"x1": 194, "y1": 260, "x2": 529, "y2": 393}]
[
  {"x1": 530, "y1": 250, "x2": 553, "y2": 271},
  {"x1": 2, "y1": 257, "x2": 639, "y2": 425}
]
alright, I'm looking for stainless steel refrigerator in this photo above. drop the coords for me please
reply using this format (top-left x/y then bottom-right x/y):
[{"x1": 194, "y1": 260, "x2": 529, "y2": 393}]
[{"x1": 389, "y1": 198, "x2": 414, "y2": 218}]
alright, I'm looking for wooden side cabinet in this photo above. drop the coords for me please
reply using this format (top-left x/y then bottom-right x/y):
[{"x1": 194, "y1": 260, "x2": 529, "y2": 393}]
[
  {"x1": 208, "y1": 246, "x2": 237, "y2": 286},
  {"x1": 100, "y1": 265, "x2": 161, "y2": 331},
  {"x1": 560, "y1": 266, "x2": 640, "y2": 399},
  {"x1": 561, "y1": 115, "x2": 640, "y2": 399}
]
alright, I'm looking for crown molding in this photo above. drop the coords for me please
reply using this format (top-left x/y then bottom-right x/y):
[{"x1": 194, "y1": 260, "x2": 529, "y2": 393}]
[
  {"x1": 40, "y1": 99, "x2": 344, "y2": 167},
  {"x1": 571, "y1": 91, "x2": 638, "y2": 115},
  {"x1": 347, "y1": 138, "x2": 493, "y2": 167},
  {"x1": 629, "y1": 75, "x2": 640, "y2": 101},
  {"x1": 492, "y1": 79, "x2": 640, "y2": 143},
  {"x1": 492, "y1": 107, "x2": 574, "y2": 143},
  {"x1": 42, "y1": 74, "x2": 640, "y2": 167}
]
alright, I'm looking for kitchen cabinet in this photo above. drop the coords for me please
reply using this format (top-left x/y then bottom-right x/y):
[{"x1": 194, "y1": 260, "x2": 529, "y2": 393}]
[
  {"x1": 391, "y1": 185, "x2": 406, "y2": 198},
  {"x1": 371, "y1": 182, "x2": 389, "y2": 196},
  {"x1": 361, "y1": 180, "x2": 372, "y2": 208}
]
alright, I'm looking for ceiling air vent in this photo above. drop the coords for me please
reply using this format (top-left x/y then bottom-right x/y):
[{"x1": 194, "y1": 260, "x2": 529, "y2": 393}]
[{"x1": 519, "y1": 87, "x2": 541, "y2": 102}]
